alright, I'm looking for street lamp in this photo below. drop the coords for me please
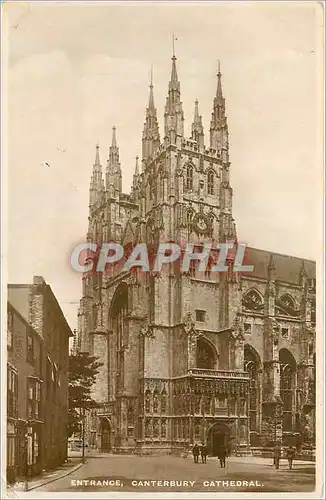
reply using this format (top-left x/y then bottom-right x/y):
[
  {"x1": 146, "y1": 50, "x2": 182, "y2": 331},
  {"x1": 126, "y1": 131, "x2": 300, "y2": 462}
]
[
  {"x1": 23, "y1": 431, "x2": 28, "y2": 492},
  {"x1": 81, "y1": 407, "x2": 86, "y2": 464}
]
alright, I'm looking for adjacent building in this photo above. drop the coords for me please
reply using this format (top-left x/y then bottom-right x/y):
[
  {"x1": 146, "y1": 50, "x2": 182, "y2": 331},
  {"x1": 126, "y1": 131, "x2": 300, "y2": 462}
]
[
  {"x1": 76, "y1": 55, "x2": 316, "y2": 455},
  {"x1": 7, "y1": 276, "x2": 72, "y2": 482}
]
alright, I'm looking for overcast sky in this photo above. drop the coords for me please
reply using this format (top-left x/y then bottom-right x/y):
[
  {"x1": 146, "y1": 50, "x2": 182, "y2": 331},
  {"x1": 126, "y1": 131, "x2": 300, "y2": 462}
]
[{"x1": 5, "y1": 1, "x2": 322, "y2": 332}]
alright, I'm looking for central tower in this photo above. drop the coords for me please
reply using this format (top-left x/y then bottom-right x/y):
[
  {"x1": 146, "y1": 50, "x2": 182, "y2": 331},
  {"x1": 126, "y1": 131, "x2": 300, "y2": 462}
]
[{"x1": 77, "y1": 54, "x2": 249, "y2": 455}]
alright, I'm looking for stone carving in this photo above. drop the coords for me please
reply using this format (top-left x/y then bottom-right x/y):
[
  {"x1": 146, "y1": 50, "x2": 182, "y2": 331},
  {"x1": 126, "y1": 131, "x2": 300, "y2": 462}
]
[
  {"x1": 183, "y1": 311, "x2": 196, "y2": 336},
  {"x1": 229, "y1": 314, "x2": 244, "y2": 342},
  {"x1": 139, "y1": 317, "x2": 155, "y2": 339}
]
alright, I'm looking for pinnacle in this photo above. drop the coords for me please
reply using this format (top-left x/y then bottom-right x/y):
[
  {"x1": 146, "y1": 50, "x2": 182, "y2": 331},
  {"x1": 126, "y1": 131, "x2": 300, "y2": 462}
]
[{"x1": 111, "y1": 126, "x2": 117, "y2": 148}]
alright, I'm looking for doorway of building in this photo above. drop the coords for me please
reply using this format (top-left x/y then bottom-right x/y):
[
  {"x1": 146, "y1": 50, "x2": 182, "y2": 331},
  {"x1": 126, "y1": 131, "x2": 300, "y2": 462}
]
[
  {"x1": 100, "y1": 418, "x2": 111, "y2": 453},
  {"x1": 208, "y1": 423, "x2": 229, "y2": 456}
]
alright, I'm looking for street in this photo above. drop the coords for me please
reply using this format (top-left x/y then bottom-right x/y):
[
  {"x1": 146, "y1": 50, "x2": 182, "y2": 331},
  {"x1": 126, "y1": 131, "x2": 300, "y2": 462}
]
[{"x1": 34, "y1": 455, "x2": 315, "y2": 493}]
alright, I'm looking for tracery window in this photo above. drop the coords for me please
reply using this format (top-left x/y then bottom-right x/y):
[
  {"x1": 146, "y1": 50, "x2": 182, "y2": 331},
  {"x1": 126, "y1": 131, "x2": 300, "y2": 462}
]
[
  {"x1": 186, "y1": 165, "x2": 193, "y2": 191},
  {"x1": 207, "y1": 170, "x2": 214, "y2": 195},
  {"x1": 279, "y1": 348, "x2": 296, "y2": 432}
]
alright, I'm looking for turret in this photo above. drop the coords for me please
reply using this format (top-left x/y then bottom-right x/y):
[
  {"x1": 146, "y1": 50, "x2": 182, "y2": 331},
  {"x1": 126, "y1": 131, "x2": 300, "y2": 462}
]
[
  {"x1": 89, "y1": 144, "x2": 105, "y2": 211},
  {"x1": 191, "y1": 99, "x2": 204, "y2": 149}
]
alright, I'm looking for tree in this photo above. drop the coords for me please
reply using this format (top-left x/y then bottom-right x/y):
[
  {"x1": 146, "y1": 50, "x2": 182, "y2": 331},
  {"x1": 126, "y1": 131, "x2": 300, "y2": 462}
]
[{"x1": 68, "y1": 352, "x2": 103, "y2": 437}]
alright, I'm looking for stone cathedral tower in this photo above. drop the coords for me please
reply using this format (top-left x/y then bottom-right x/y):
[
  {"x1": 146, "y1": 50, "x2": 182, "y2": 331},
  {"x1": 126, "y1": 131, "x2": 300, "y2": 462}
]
[{"x1": 77, "y1": 55, "x2": 316, "y2": 456}]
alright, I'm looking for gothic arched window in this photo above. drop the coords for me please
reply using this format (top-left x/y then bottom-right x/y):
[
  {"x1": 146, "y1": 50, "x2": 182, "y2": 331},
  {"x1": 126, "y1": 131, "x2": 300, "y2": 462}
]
[
  {"x1": 207, "y1": 170, "x2": 214, "y2": 195},
  {"x1": 145, "y1": 389, "x2": 151, "y2": 414},
  {"x1": 279, "y1": 348, "x2": 296, "y2": 432},
  {"x1": 186, "y1": 165, "x2": 193, "y2": 191},
  {"x1": 161, "y1": 389, "x2": 167, "y2": 414},
  {"x1": 196, "y1": 338, "x2": 217, "y2": 370},
  {"x1": 276, "y1": 294, "x2": 297, "y2": 316},
  {"x1": 244, "y1": 345, "x2": 261, "y2": 440},
  {"x1": 111, "y1": 283, "x2": 128, "y2": 392},
  {"x1": 153, "y1": 390, "x2": 159, "y2": 413},
  {"x1": 242, "y1": 289, "x2": 264, "y2": 312}
]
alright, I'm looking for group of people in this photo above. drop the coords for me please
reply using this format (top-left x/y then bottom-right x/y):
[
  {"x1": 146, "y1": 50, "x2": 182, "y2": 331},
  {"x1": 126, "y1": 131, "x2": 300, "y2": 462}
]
[
  {"x1": 273, "y1": 443, "x2": 296, "y2": 470},
  {"x1": 192, "y1": 443, "x2": 208, "y2": 464},
  {"x1": 192, "y1": 443, "x2": 228, "y2": 468}
]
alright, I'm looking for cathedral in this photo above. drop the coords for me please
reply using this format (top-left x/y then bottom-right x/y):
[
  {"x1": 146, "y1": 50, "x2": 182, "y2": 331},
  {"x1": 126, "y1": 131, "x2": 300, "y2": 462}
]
[{"x1": 76, "y1": 53, "x2": 316, "y2": 455}]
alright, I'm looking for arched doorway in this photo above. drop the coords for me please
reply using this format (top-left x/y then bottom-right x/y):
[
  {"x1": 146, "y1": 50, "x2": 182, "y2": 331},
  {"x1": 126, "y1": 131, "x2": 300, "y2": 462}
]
[
  {"x1": 100, "y1": 418, "x2": 112, "y2": 452},
  {"x1": 196, "y1": 337, "x2": 217, "y2": 370},
  {"x1": 207, "y1": 423, "x2": 230, "y2": 456},
  {"x1": 244, "y1": 345, "x2": 261, "y2": 445},
  {"x1": 279, "y1": 348, "x2": 296, "y2": 433}
]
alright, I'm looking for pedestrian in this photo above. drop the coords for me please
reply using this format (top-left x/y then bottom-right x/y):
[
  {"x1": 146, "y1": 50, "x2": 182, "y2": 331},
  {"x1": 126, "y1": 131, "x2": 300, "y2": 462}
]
[
  {"x1": 200, "y1": 443, "x2": 207, "y2": 463},
  {"x1": 273, "y1": 442, "x2": 281, "y2": 469},
  {"x1": 217, "y1": 446, "x2": 227, "y2": 468},
  {"x1": 286, "y1": 445, "x2": 296, "y2": 470},
  {"x1": 192, "y1": 443, "x2": 199, "y2": 464}
]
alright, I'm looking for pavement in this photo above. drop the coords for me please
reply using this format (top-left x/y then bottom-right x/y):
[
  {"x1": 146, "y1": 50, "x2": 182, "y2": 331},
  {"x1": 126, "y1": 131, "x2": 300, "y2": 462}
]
[
  {"x1": 5, "y1": 458, "x2": 83, "y2": 495},
  {"x1": 27, "y1": 453, "x2": 316, "y2": 494}
]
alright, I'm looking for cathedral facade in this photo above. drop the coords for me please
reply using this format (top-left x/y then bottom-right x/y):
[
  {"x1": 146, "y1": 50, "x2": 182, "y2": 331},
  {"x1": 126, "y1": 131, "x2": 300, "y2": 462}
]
[{"x1": 76, "y1": 55, "x2": 316, "y2": 455}]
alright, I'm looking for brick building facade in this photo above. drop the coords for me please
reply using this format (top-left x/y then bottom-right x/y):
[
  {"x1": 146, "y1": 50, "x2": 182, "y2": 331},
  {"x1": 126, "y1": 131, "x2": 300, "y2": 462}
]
[
  {"x1": 7, "y1": 276, "x2": 72, "y2": 482},
  {"x1": 76, "y1": 56, "x2": 316, "y2": 455}
]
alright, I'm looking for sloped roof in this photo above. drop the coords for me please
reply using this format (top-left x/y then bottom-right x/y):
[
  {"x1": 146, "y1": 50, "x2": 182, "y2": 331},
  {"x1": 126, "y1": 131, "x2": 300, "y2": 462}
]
[{"x1": 244, "y1": 247, "x2": 316, "y2": 284}]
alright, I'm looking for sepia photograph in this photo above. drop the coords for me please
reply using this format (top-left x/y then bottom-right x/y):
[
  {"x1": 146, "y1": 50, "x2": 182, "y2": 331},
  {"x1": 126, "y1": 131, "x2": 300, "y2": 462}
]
[{"x1": 2, "y1": 1, "x2": 324, "y2": 498}]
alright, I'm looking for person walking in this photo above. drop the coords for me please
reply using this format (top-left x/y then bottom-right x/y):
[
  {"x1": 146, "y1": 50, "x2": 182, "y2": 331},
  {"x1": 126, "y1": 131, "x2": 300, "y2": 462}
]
[
  {"x1": 217, "y1": 445, "x2": 227, "y2": 468},
  {"x1": 200, "y1": 443, "x2": 207, "y2": 463},
  {"x1": 273, "y1": 442, "x2": 282, "y2": 469},
  {"x1": 286, "y1": 445, "x2": 296, "y2": 470},
  {"x1": 192, "y1": 443, "x2": 199, "y2": 464}
]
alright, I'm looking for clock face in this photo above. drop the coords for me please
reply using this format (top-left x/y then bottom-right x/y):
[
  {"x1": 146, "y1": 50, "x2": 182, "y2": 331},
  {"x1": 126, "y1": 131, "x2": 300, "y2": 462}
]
[{"x1": 193, "y1": 214, "x2": 209, "y2": 234}]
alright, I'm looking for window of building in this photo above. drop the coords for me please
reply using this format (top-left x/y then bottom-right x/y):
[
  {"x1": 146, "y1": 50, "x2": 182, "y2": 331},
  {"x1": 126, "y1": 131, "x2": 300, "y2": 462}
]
[
  {"x1": 244, "y1": 323, "x2": 252, "y2": 335},
  {"x1": 279, "y1": 348, "x2": 296, "y2": 432},
  {"x1": 196, "y1": 310, "x2": 206, "y2": 322},
  {"x1": 145, "y1": 390, "x2": 151, "y2": 414},
  {"x1": 153, "y1": 391, "x2": 159, "y2": 413},
  {"x1": 27, "y1": 379, "x2": 42, "y2": 420},
  {"x1": 196, "y1": 338, "x2": 216, "y2": 370},
  {"x1": 311, "y1": 299, "x2": 316, "y2": 325},
  {"x1": 281, "y1": 327, "x2": 289, "y2": 339},
  {"x1": 161, "y1": 419, "x2": 167, "y2": 438},
  {"x1": 7, "y1": 366, "x2": 18, "y2": 419},
  {"x1": 186, "y1": 165, "x2": 193, "y2": 191},
  {"x1": 7, "y1": 310, "x2": 13, "y2": 350},
  {"x1": 161, "y1": 389, "x2": 167, "y2": 414},
  {"x1": 27, "y1": 331, "x2": 34, "y2": 365},
  {"x1": 7, "y1": 435, "x2": 16, "y2": 467},
  {"x1": 207, "y1": 170, "x2": 214, "y2": 195},
  {"x1": 244, "y1": 345, "x2": 261, "y2": 438}
]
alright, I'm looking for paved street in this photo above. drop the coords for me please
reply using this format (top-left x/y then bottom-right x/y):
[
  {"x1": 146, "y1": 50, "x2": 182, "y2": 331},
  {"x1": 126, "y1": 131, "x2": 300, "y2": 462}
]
[{"x1": 35, "y1": 455, "x2": 315, "y2": 493}]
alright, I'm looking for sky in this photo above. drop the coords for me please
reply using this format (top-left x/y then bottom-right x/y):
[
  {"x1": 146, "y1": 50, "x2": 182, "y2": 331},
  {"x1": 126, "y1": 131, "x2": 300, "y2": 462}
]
[{"x1": 4, "y1": 1, "x2": 323, "y2": 332}]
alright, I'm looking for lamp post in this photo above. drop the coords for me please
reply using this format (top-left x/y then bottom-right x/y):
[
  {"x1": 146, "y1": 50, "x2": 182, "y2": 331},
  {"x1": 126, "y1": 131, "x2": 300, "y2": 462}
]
[
  {"x1": 81, "y1": 406, "x2": 86, "y2": 464},
  {"x1": 23, "y1": 431, "x2": 28, "y2": 492}
]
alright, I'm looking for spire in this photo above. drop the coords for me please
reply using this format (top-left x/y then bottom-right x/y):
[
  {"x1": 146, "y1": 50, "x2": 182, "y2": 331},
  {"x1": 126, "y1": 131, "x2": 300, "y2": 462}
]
[
  {"x1": 148, "y1": 65, "x2": 155, "y2": 111},
  {"x1": 170, "y1": 32, "x2": 179, "y2": 87},
  {"x1": 132, "y1": 155, "x2": 140, "y2": 199},
  {"x1": 191, "y1": 99, "x2": 204, "y2": 147},
  {"x1": 164, "y1": 43, "x2": 184, "y2": 143},
  {"x1": 135, "y1": 155, "x2": 140, "y2": 176},
  {"x1": 216, "y1": 59, "x2": 223, "y2": 98},
  {"x1": 142, "y1": 70, "x2": 160, "y2": 163},
  {"x1": 111, "y1": 126, "x2": 117, "y2": 148},
  {"x1": 89, "y1": 144, "x2": 104, "y2": 209},
  {"x1": 106, "y1": 127, "x2": 122, "y2": 195},
  {"x1": 210, "y1": 61, "x2": 228, "y2": 157},
  {"x1": 95, "y1": 143, "x2": 100, "y2": 166}
]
